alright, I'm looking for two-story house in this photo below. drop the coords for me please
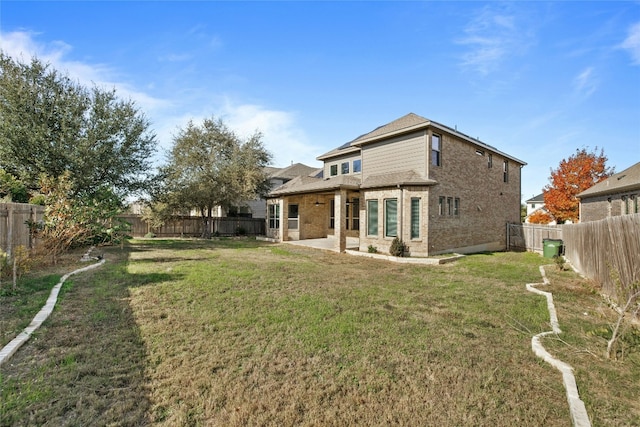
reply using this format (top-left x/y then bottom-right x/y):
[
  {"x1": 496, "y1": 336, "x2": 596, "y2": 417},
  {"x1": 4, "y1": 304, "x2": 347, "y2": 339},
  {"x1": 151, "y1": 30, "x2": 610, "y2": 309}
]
[
  {"x1": 266, "y1": 113, "x2": 526, "y2": 256},
  {"x1": 524, "y1": 193, "x2": 556, "y2": 224}
]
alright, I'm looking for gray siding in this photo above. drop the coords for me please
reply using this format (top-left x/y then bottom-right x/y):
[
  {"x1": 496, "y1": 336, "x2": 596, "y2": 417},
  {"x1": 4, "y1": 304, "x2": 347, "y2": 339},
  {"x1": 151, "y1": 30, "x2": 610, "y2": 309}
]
[{"x1": 361, "y1": 131, "x2": 427, "y2": 179}]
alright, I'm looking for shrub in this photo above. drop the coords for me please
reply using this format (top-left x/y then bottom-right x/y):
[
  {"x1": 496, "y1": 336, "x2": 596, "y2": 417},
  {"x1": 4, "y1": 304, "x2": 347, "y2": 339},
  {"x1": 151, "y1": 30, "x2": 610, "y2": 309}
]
[
  {"x1": 144, "y1": 232, "x2": 156, "y2": 238},
  {"x1": 389, "y1": 237, "x2": 409, "y2": 257},
  {"x1": 368, "y1": 245, "x2": 378, "y2": 253},
  {"x1": 553, "y1": 255, "x2": 565, "y2": 271}
]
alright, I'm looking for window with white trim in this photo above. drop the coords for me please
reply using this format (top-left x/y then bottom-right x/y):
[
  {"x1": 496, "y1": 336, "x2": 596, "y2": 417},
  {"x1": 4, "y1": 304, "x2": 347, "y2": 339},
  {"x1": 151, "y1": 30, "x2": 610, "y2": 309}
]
[
  {"x1": 385, "y1": 199, "x2": 398, "y2": 237},
  {"x1": 410, "y1": 198, "x2": 420, "y2": 239},
  {"x1": 341, "y1": 162, "x2": 349, "y2": 174},
  {"x1": 268, "y1": 204, "x2": 280, "y2": 229},
  {"x1": 503, "y1": 160, "x2": 509, "y2": 183},
  {"x1": 367, "y1": 200, "x2": 378, "y2": 236},
  {"x1": 432, "y1": 134, "x2": 441, "y2": 166},
  {"x1": 288, "y1": 204, "x2": 299, "y2": 230}
]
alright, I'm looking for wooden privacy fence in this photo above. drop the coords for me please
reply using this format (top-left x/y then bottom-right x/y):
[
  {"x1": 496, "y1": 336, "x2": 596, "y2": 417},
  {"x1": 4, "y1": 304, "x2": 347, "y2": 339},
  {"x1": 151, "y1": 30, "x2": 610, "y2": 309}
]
[
  {"x1": 0, "y1": 203, "x2": 45, "y2": 255},
  {"x1": 563, "y1": 214, "x2": 640, "y2": 299},
  {"x1": 119, "y1": 215, "x2": 266, "y2": 238},
  {"x1": 507, "y1": 223, "x2": 563, "y2": 253}
]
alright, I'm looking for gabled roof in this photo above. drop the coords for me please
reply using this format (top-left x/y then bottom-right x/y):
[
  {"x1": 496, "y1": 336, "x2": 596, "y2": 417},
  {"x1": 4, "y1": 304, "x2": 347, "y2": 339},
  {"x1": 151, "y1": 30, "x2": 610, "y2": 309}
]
[
  {"x1": 269, "y1": 174, "x2": 361, "y2": 197},
  {"x1": 526, "y1": 193, "x2": 544, "y2": 203},
  {"x1": 577, "y1": 161, "x2": 640, "y2": 199},
  {"x1": 268, "y1": 163, "x2": 321, "y2": 180},
  {"x1": 317, "y1": 113, "x2": 526, "y2": 166}
]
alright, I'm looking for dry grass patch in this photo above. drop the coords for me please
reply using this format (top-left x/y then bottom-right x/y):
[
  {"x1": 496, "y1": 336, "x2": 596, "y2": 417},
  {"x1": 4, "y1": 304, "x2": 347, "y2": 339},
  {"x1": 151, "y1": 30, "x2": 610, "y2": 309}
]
[{"x1": 2, "y1": 239, "x2": 638, "y2": 425}]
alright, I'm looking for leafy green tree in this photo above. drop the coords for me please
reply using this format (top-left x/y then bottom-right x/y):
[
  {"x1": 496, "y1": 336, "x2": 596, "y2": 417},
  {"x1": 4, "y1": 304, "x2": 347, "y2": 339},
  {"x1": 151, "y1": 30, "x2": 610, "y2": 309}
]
[
  {"x1": 29, "y1": 173, "x2": 130, "y2": 263},
  {"x1": 0, "y1": 169, "x2": 29, "y2": 203},
  {"x1": 0, "y1": 53, "x2": 156, "y2": 200},
  {"x1": 159, "y1": 117, "x2": 271, "y2": 238},
  {"x1": 543, "y1": 147, "x2": 613, "y2": 223}
]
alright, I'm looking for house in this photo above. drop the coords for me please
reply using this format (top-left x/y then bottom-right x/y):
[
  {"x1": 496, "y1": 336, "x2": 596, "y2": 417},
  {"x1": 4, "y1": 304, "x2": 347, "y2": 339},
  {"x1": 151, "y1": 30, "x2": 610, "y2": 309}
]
[
  {"x1": 525, "y1": 193, "x2": 544, "y2": 217},
  {"x1": 266, "y1": 113, "x2": 526, "y2": 255},
  {"x1": 209, "y1": 163, "x2": 320, "y2": 219},
  {"x1": 524, "y1": 193, "x2": 556, "y2": 224},
  {"x1": 239, "y1": 163, "x2": 320, "y2": 218},
  {"x1": 577, "y1": 161, "x2": 640, "y2": 222}
]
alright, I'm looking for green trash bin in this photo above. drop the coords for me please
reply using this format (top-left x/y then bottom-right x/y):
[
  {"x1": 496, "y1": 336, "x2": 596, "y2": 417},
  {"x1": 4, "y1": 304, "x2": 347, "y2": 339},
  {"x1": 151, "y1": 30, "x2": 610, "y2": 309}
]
[{"x1": 542, "y1": 239, "x2": 563, "y2": 258}]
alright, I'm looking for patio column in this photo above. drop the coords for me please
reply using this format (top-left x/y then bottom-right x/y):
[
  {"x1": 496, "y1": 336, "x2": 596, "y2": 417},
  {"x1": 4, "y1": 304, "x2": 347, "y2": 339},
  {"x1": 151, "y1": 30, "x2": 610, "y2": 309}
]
[
  {"x1": 334, "y1": 188, "x2": 347, "y2": 252},
  {"x1": 279, "y1": 198, "x2": 287, "y2": 242}
]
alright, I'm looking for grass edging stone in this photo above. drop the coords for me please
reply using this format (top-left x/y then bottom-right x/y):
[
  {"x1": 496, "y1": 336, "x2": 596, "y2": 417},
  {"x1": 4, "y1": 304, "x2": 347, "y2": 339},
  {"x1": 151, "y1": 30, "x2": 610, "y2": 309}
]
[
  {"x1": 345, "y1": 249, "x2": 464, "y2": 264},
  {"x1": 0, "y1": 257, "x2": 105, "y2": 367}
]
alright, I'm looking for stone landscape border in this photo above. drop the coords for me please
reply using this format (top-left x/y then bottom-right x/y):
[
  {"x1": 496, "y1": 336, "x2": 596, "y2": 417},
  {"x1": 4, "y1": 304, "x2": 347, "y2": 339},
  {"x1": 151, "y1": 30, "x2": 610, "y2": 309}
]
[
  {"x1": 0, "y1": 249, "x2": 105, "y2": 367},
  {"x1": 527, "y1": 265, "x2": 591, "y2": 427}
]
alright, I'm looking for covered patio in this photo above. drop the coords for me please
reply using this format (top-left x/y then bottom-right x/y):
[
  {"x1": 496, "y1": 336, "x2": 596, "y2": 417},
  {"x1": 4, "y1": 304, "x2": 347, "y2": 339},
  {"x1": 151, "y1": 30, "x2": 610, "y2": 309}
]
[{"x1": 266, "y1": 174, "x2": 362, "y2": 252}]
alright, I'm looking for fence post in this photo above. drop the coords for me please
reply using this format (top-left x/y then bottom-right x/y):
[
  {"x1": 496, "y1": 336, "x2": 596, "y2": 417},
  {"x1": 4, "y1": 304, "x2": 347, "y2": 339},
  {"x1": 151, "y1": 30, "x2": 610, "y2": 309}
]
[{"x1": 7, "y1": 204, "x2": 13, "y2": 258}]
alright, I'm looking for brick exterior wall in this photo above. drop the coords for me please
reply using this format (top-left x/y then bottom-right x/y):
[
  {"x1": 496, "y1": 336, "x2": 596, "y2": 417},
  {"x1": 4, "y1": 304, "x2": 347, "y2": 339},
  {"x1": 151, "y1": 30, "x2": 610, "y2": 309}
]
[
  {"x1": 580, "y1": 192, "x2": 640, "y2": 222},
  {"x1": 425, "y1": 130, "x2": 521, "y2": 254}
]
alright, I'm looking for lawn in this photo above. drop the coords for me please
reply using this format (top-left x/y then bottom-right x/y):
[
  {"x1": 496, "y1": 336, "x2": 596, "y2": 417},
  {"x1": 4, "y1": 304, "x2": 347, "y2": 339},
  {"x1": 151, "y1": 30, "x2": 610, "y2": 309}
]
[{"x1": 1, "y1": 239, "x2": 638, "y2": 426}]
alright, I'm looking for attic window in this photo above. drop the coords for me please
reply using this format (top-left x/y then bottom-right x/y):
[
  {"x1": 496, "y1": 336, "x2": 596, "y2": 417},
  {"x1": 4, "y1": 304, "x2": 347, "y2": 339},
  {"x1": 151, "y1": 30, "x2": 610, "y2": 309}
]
[{"x1": 476, "y1": 150, "x2": 485, "y2": 156}]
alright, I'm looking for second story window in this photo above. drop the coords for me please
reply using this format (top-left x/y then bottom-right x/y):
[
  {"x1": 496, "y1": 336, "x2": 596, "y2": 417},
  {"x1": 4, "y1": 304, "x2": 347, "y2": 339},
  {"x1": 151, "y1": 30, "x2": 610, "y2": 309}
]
[
  {"x1": 503, "y1": 160, "x2": 509, "y2": 183},
  {"x1": 353, "y1": 159, "x2": 362, "y2": 173},
  {"x1": 341, "y1": 161, "x2": 349, "y2": 174},
  {"x1": 330, "y1": 164, "x2": 338, "y2": 176},
  {"x1": 431, "y1": 134, "x2": 441, "y2": 166},
  {"x1": 488, "y1": 153, "x2": 493, "y2": 168}
]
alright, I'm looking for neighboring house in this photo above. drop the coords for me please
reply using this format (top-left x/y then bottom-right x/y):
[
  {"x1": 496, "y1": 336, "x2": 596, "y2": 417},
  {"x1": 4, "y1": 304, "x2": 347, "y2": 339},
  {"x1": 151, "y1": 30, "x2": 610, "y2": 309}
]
[
  {"x1": 524, "y1": 193, "x2": 556, "y2": 224},
  {"x1": 241, "y1": 163, "x2": 321, "y2": 219},
  {"x1": 577, "y1": 161, "x2": 640, "y2": 222},
  {"x1": 266, "y1": 113, "x2": 526, "y2": 255},
  {"x1": 186, "y1": 163, "x2": 319, "y2": 219}
]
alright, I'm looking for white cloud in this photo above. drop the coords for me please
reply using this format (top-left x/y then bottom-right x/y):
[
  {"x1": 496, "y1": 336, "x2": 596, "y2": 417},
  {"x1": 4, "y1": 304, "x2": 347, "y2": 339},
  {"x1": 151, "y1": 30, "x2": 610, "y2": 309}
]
[
  {"x1": 619, "y1": 22, "x2": 640, "y2": 65},
  {"x1": 573, "y1": 67, "x2": 598, "y2": 99},
  {"x1": 218, "y1": 102, "x2": 322, "y2": 168},
  {"x1": 456, "y1": 6, "x2": 534, "y2": 76},
  {"x1": 1, "y1": 30, "x2": 170, "y2": 112}
]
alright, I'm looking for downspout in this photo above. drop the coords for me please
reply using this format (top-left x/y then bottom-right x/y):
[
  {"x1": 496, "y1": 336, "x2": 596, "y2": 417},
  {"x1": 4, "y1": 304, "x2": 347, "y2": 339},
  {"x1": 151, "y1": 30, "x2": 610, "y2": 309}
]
[{"x1": 399, "y1": 184, "x2": 404, "y2": 242}]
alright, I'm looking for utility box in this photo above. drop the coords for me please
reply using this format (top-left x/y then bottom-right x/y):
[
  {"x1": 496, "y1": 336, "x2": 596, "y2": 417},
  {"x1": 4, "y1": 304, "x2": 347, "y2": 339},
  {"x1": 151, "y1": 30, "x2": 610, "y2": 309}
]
[{"x1": 543, "y1": 238, "x2": 563, "y2": 258}]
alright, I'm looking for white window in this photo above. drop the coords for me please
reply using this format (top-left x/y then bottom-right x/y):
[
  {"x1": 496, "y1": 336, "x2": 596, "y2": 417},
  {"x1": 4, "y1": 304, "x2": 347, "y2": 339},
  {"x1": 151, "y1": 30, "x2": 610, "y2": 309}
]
[
  {"x1": 385, "y1": 199, "x2": 398, "y2": 237},
  {"x1": 288, "y1": 204, "x2": 299, "y2": 230},
  {"x1": 341, "y1": 162, "x2": 349, "y2": 174},
  {"x1": 268, "y1": 204, "x2": 280, "y2": 229},
  {"x1": 503, "y1": 161, "x2": 509, "y2": 183},
  {"x1": 432, "y1": 134, "x2": 441, "y2": 166},
  {"x1": 367, "y1": 200, "x2": 378, "y2": 236},
  {"x1": 410, "y1": 198, "x2": 420, "y2": 239}
]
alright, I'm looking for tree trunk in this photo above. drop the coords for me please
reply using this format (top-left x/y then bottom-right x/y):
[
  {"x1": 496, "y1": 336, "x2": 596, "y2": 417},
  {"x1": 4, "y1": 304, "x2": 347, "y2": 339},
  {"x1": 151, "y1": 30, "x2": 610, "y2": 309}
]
[{"x1": 200, "y1": 207, "x2": 209, "y2": 239}]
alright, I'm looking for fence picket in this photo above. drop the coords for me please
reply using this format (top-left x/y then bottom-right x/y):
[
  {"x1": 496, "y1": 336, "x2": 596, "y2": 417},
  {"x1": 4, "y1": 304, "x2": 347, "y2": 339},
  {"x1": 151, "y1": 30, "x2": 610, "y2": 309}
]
[
  {"x1": 0, "y1": 203, "x2": 45, "y2": 254},
  {"x1": 563, "y1": 214, "x2": 640, "y2": 299},
  {"x1": 117, "y1": 214, "x2": 266, "y2": 238}
]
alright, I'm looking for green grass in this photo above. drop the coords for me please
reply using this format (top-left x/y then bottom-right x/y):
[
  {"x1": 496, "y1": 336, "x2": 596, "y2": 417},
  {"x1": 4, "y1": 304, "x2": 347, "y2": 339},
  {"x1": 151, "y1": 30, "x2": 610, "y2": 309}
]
[{"x1": 1, "y1": 239, "x2": 638, "y2": 426}]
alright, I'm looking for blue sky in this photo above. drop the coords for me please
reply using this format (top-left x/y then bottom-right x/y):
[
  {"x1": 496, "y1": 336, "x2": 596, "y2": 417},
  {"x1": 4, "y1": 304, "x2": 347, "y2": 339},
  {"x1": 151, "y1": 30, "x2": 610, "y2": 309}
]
[{"x1": 1, "y1": 1, "x2": 639, "y2": 202}]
